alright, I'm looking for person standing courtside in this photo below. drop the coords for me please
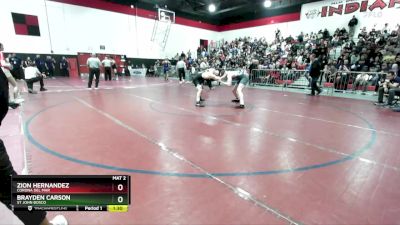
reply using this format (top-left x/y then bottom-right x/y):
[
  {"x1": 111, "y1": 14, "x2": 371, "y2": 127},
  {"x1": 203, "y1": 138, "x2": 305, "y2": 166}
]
[
  {"x1": 102, "y1": 56, "x2": 112, "y2": 81},
  {"x1": 176, "y1": 57, "x2": 186, "y2": 84},
  {"x1": 59, "y1": 57, "x2": 69, "y2": 77},
  {"x1": 9, "y1": 53, "x2": 25, "y2": 101},
  {"x1": 35, "y1": 55, "x2": 46, "y2": 74},
  {"x1": 162, "y1": 58, "x2": 170, "y2": 81},
  {"x1": 0, "y1": 43, "x2": 20, "y2": 109},
  {"x1": 110, "y1": 56, "x2": 118, "y2": 81},
  {"x1": 10, "y1": 53, "x2": 24, "y2": 80},
  {"x1": 87, "y1": 53, "x2": 101, "y2": 89},
  {"x1": 308, "y1": 53, "x2": 322, "y2": 96},
  {"x1": 45, "y1": 56, "x2": 56, "y2": 79}
]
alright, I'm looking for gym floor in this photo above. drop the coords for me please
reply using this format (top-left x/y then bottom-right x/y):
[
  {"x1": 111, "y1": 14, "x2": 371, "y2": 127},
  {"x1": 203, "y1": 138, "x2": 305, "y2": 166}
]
[{"x1": 2, "y1": 77, "x2": 400, "y2": 224}]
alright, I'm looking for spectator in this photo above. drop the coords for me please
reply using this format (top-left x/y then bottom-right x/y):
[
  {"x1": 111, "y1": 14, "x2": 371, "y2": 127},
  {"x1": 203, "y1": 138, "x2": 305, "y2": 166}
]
[
  {"x1": 374, "y1": 71, "x2": 400, "y2": 106},
  {"x1": 200, "y1": 59, "x2": 208, "y2": 71},
  {"x1": 323, "y1": 29, "x2": 330, "y2": 39},
  {"x1": 298, "y1": 32, "x2": 304, "y2": 43},
  {"x1": 23, "y1": 56, "x2": 32, "y2": 68},
  {"x1": 275, "y1": 29, "x2": 281, "y2": 41},
  {"x1": 335, "y1": 60, "x2": 351, "y2": 90},
  {"x1": 34, "y1": 55, "x2": 46, "y2": 74},
  {"x1": 323, "y1": 64, "x2": 337, "y2": 82},
  {"x1": 0, "y1": 43, "x2": 20, "y2": 109},
  {"x1": 350, "y1": 51, "x2": 360, "y2": 65},
  {"x1": 59, "y1": 56, "x2": 69, "y2": 77},
  {"x1": 154, "y1": 60, "x2": 160, "y2": 77},
  {"x1": 10, "y1": 53, "x2": 24, "y2": 80},
  {"x1": 392, "y1": 63, "x2": 399, "y2": 76},
  {"x1": 370, "y1": 66, "x2": 384, "y2": 95},
  {"x1": 180, "y1": 51, "x2": 186, "y2": 59},
  {"x1": 352, "y1": 66, "x2": 372, "y2": 94},
  {"x1": 110, "y1": 57, "x2": 118, "y2": 80},
  {"x1": 197, "y1": 47, "x2": 202, "y2": 58},
  {"x1": 45, "y1": 56, "x2": 55, "y2": 79},
  {"x1": 9, "y1": 53, "x2": 25, "y2": 101},
  {"x1": 162, "y1": 58, "x2": 170, "y2": 81},
  {"x1": 124, "y1": 62, "x2": 131, "y2": 77}
]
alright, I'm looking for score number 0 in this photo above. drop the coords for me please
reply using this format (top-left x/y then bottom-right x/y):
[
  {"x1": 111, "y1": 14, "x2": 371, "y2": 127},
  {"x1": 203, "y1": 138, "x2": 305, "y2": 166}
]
[{"x1": 116, "y1": 183, "x2": 125, "y2": 204}]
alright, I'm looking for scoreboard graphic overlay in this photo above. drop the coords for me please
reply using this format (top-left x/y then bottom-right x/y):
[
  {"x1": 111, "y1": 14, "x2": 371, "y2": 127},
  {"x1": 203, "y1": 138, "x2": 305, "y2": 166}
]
[{"x1": 11, "y1": 175, "x2": 131, "y2": 212}]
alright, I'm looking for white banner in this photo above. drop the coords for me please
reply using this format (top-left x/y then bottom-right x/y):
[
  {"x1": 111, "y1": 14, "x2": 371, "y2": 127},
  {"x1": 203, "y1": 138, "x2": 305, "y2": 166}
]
[
  {"x1": 302, "y1": 0, "x2": 400, "y2": 20},
  {"x1": 301, "y1": 0, "x2": 400, "y2": 33},
  {"x1": 128, "y1": 67, "x2": 146, "y2": 77}
]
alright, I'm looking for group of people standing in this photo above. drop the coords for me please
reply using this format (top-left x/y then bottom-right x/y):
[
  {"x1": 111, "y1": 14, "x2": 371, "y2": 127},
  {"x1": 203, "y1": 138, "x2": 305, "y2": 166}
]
[
  {"x1": 7, "y1": 54, "x2": 69, "y2": 79},
  {"x1": 86, "y1": 54, "x2": 119, "y2": 89},
  {"x1": 0, "y1": 45, "x2": 70, "y2": 108}
]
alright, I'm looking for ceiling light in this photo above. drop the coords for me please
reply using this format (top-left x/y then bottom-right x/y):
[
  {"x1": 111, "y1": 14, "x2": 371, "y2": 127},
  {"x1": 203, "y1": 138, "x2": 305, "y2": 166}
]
[
  {"x1": 264, "y1": 0, "x2": 272, "y2": 8},
  {"x1": 130, "y1": 5, "x2": 134, "y2": 8},
  {"x1": 208, "y1": 3, "x2": 216, "y2": 13}
]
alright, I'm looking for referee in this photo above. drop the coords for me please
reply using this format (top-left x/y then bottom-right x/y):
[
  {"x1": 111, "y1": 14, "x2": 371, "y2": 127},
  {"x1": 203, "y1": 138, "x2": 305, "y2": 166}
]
[
  {"x1": 101, "y1": 56, "x2": 112, "y2": 81},
  {"x1": 87, "y1": 53, "x2": 101, "y2": 89},
  {"x1": 176, "y1": 57, "x2": 186, "y2": 84}
]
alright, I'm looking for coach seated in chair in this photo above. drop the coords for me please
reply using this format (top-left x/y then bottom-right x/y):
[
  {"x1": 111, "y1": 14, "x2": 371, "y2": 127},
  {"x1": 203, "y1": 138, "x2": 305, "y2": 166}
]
[
  {"x1": 24, "y1": 62, "x2": 47, "y2": 94},
  {"x1": 374, "y1": 71, "x2": 400, "y2": 107}
]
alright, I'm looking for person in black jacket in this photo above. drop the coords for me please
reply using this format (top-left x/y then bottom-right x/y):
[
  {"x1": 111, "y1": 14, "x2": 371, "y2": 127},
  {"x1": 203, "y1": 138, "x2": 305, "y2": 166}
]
[
  {"x1": 348, "y1": 16, "x2": 358, "y2": 38},
  {"x1": 60, "y1": 57, "x2": 69, "y2": 77},
  {"x1": 309, "y1": 53, "x2": 322, "y2": 96}
]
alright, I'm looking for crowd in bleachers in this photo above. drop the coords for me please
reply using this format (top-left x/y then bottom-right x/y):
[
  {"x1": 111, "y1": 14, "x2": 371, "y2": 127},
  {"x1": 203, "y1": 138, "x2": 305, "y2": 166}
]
[
  {"x1": 198, "y1": 24, "x2": 400, "y2": 78},
  {"x1": 174, "y1": 18, "x2": 400, "y2": 110}
]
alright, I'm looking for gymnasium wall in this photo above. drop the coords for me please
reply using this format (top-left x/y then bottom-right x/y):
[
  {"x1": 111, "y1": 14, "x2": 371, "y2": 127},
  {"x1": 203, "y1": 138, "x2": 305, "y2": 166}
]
[
  {"x1": 217, "y1": 21, "x2": 302, "y2": 43},
  {"x1": 0, "y1": 0, "x2": 52, "y2": 54},
  {"x1": 1, "y1": 0, "x2": 399, "y2": 59},
  {"x1": 0, "y1": 0, "x2": 217, "y2": 59}
]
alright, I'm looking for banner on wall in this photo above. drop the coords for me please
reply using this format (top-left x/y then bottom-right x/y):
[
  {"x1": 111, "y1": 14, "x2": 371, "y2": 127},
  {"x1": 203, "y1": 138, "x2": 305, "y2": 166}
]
[
  {"x1": 11, "y1": 12, "x2": 41, "y2": 36},
  {"x1": 301, "y1": 0, "x2": 400, "y2": 20}
]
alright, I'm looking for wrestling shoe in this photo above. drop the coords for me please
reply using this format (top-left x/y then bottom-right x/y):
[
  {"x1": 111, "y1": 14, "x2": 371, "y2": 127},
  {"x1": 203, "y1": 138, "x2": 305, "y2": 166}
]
[
  {"x1": 8, "y1": 102, "x2": 20, "y2": 109},
  {"x1": 231, "y1": 99, "x2": 240, "y2": 103},
  {"x1": 195, "y1": 102, "x2": 205, "y2": 107},
  {"x1": 50, "y1": 215, "x2": 68, "y2": 225}
]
